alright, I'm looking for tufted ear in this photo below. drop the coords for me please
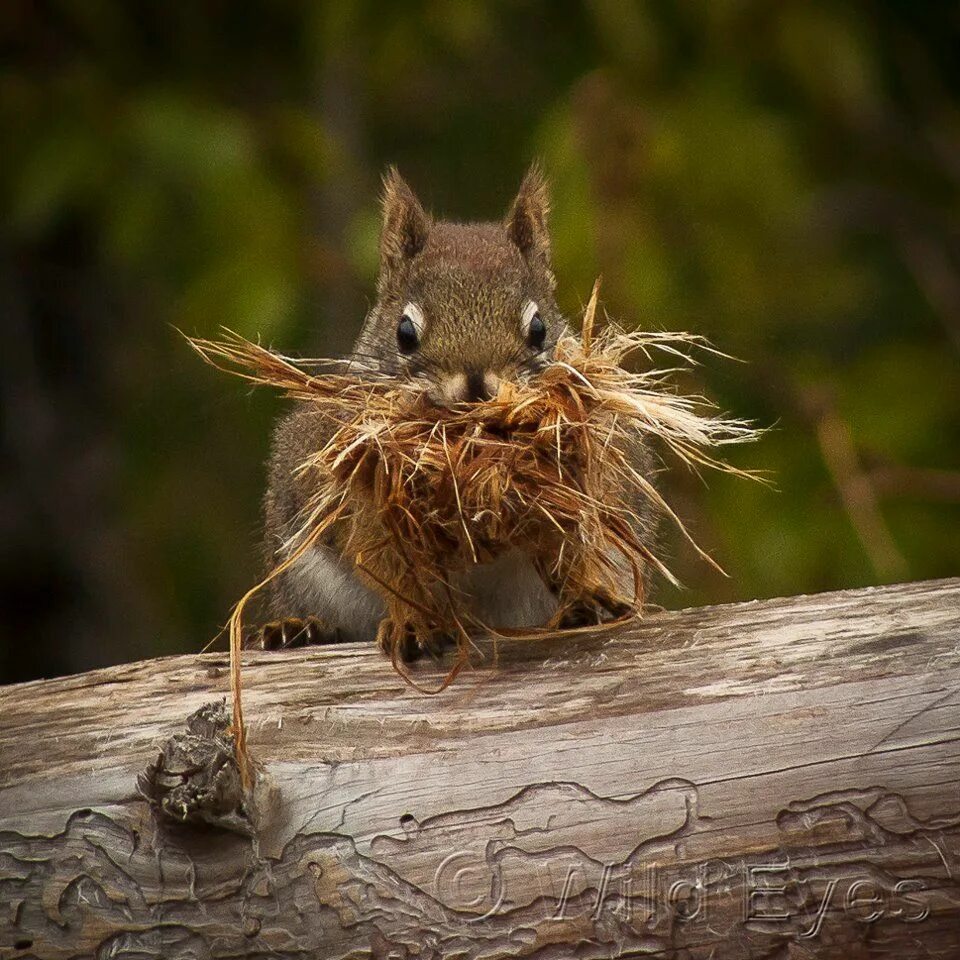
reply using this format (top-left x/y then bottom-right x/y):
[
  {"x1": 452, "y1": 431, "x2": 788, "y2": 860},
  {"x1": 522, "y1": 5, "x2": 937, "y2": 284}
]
[
  {"x1": 379, "y1": 167, "x2": 431, "y2": 287},
  {"x1": 505, "y1": 163, "x2": 552, "y2": 269}
]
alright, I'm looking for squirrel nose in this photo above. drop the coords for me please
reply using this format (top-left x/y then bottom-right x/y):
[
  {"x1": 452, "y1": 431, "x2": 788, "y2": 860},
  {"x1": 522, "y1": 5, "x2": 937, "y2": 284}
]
[
  {"x1": 436, "y1": 370, "x2": 502, "y2": 405},
  {"x1": 465, "y1": 370, "x2": 491, "y2": 402}
]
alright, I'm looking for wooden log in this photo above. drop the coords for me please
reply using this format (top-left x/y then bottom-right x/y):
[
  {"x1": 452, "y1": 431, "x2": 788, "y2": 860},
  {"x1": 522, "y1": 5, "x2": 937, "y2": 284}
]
[{"x1": 1, "y1": 578, "x2": 959, "y2": 959}]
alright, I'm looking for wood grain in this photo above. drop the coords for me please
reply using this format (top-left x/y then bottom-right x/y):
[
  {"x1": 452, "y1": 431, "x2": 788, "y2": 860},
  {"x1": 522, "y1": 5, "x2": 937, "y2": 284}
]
[{"x1": 1, "y1": 578, "x2": 959, "y2": 958}]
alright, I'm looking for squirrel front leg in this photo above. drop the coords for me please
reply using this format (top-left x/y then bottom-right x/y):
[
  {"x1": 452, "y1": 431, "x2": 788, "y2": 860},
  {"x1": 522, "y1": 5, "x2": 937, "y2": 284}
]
[
  {"x1": 257, "y1": 404, "x2": 458, "y2": 661},
  {"x1": 538, "y1": 435, "x2": 658, "y2": 628},
  {"x1": 254, "y1": 404, "x2": 386, "y2": 650},
  {"x1": 354, "y1": 540, "x2": 457, "y2": 662}
]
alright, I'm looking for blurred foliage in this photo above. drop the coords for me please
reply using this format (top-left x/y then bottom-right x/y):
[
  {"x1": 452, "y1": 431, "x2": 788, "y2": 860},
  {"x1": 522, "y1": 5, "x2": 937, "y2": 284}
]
[{"x1": 1, "y1": 0, "x2": 958, "y2": 681}]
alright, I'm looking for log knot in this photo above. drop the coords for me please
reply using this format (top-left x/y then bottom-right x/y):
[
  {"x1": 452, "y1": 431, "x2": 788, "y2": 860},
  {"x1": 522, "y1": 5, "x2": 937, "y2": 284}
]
[{"x1": 137, "y1": 699, "x2": 253, "y2": 835}]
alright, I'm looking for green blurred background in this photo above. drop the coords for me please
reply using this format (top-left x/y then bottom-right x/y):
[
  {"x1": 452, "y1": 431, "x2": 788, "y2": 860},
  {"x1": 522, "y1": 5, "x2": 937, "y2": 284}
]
[{"x1": 2, "y1": 1, "x2": 958, "y2": 683}]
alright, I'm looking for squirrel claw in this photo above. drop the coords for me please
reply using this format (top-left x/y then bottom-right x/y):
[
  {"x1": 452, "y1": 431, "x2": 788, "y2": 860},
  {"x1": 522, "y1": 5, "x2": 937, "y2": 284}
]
[
  {"x1": 253, "y1": 617, "x2": 343, "y2": 651},
  {"x1": 376, "y1": 620, "x2": 421, "y2": 663},
  {"x1": 422, "y1": 631, "x2": 456, "y2": 663},
  {"x1": 377, "y1": 620, "x2": 456, "y2": 663},
  {"x1": 557, "y1": 592, "x2": 635, "y2": 629}
]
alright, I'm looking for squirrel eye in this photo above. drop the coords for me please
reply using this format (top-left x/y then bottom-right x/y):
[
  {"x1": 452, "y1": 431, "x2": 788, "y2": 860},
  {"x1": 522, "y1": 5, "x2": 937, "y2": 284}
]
[
  {"x1": 522, "y1": 300, "x2": 545, "y2": 350},
  {"x1": 528, "y1": 312, "x2": 546, "y2": 350},
  {"x1": 397, "y1": 306, "x2": 422, "y2": 354}
]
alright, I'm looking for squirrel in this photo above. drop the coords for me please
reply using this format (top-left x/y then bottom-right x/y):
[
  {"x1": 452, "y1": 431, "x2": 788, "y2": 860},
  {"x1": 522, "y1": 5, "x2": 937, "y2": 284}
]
[{"x1": 254, "y1": 165, "x2": 657, "y2": 661}]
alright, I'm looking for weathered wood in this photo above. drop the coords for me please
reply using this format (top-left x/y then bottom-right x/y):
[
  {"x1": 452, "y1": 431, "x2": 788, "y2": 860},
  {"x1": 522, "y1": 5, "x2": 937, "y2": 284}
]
[{"x1": 1, "y1": 578, "x2": 959, "y2": 959}]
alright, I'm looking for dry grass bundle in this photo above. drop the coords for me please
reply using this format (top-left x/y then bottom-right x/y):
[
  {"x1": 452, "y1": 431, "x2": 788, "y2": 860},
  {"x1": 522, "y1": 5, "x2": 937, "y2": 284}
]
[{"x1": 187, "y1": 283, "x2": 761, "y2": 783}]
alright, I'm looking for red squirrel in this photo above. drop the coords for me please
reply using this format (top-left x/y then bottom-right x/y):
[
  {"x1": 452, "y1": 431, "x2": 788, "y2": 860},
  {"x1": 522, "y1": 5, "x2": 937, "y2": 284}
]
[{"x1": 256, "y1": 167, "x2": 656, "y2": 661}]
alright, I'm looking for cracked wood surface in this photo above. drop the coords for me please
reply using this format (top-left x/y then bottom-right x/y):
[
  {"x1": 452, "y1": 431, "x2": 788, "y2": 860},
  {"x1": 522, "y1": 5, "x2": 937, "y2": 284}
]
[{"x1": 1, "y1": 578, "x2": 959, "y2": 959}]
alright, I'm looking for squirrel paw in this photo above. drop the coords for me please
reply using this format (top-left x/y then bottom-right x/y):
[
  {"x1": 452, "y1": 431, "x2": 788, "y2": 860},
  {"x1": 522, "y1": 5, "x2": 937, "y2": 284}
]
[
  {"x1": 377, "y1": 620, "x2": 456, "y2": 663},
  {"x1": 252, "y1": 617, "x2": 343, "y2": 651}
]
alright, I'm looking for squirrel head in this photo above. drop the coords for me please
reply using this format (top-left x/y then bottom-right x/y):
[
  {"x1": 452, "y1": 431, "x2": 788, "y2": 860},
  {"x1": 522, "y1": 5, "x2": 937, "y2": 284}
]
[{"x1": 354, "y1": 165, "x2": 565, "y2": 405}]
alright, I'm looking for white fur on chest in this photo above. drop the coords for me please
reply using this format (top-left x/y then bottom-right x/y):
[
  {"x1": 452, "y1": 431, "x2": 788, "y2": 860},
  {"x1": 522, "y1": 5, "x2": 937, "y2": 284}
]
[
  {"x1": 289, "y1": 546, "x2": 556, "y2": 641},
  {"x1": 454, "y1": 550, "x2": 557, "y2": 629},
  {"x1": 288, "y1": 546, "x2": 383, "y2": 641}
]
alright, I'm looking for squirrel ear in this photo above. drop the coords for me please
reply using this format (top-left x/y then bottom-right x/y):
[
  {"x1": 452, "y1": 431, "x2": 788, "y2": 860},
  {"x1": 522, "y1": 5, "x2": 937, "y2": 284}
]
[
  {"x1": 379, "y1": 167, "x2": 431, "y2": 283},
  {"x1": 505, "y1": 163, "x2": 551, "y2": 267}
]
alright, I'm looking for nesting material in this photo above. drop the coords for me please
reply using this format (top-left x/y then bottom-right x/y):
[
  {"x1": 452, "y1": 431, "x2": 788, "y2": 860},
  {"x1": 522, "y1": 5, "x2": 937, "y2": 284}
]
[{"x1": 187, "y1": 283, "x2": 760, "y2": 783}]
